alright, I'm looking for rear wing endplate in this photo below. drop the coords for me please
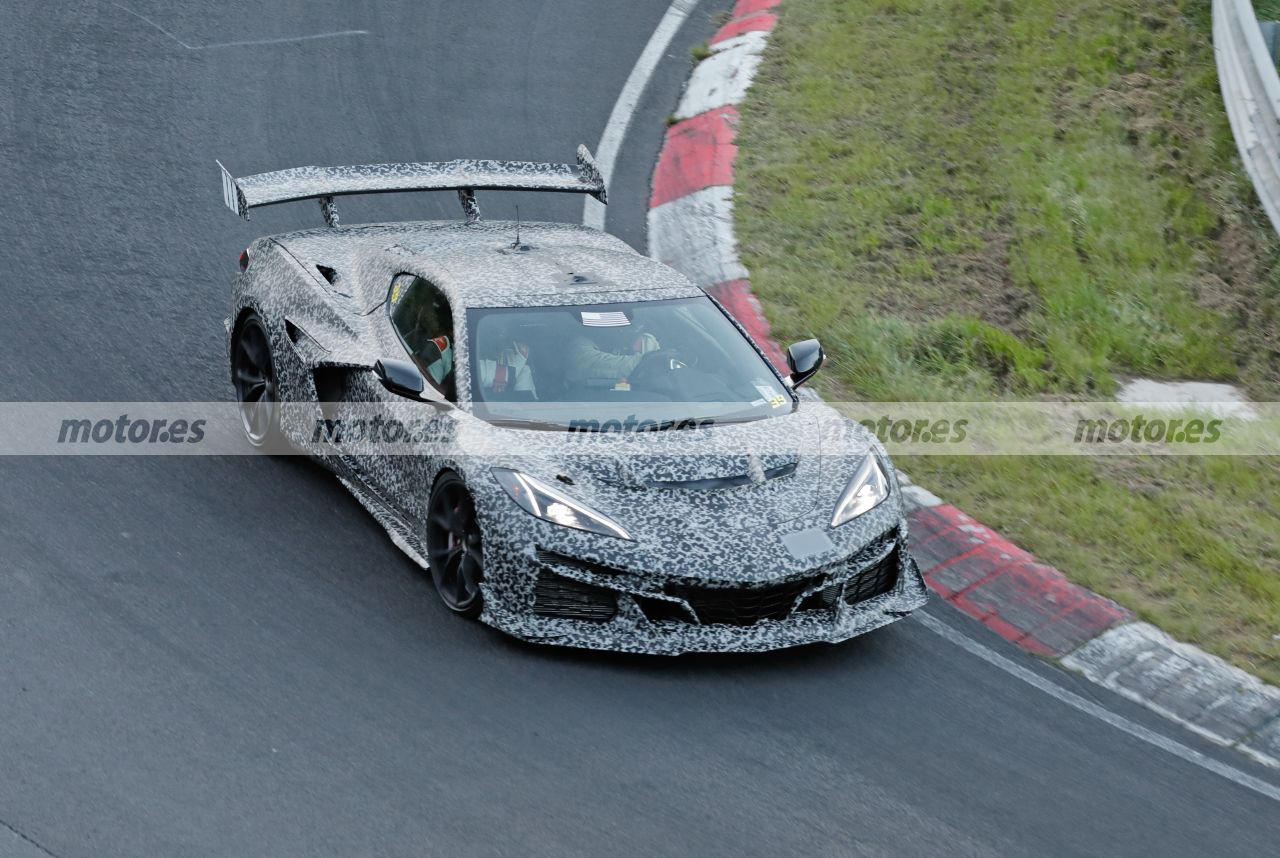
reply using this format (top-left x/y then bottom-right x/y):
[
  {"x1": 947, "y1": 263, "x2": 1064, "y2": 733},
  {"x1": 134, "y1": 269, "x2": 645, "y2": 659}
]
[{"x1": 216, "y1": 145, "x2": 606, "y2": 227}]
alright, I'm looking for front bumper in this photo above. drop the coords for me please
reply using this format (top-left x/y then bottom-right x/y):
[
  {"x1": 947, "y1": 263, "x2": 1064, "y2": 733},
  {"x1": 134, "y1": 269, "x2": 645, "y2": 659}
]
[{"x1": 478, "y1": 540, "x2": 929, "y2": 655}]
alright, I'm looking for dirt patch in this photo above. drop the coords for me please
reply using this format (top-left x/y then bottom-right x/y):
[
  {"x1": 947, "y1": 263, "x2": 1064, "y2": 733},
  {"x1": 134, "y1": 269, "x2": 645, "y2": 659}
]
[
  {"x1": 872, "y1": 230, "x2": 1039, "y2": 334},
  {"x1": 954, "y1": 231, "x2": 1039, "y2": 334},
  {"x1": 1192, "y1": 271, "x2": 1241, "y2": 316},
  {"x1": 1217, "y1": 219, "x2": 1264, "y2": 291},
  {"x1": 1095, "y1": 457, "x2": 1168, "y2": 498},
  {"x1": 1215, "y1": 217, "x2": 1280, "y2": 397},
  {"x1": 1083, "y1": 70, "x2": 1196, "y2": 155}
]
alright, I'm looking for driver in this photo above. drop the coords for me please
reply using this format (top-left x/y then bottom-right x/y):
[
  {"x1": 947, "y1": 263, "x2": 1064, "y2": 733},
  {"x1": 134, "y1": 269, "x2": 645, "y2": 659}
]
[{"x1": 565, "y1": 326, "x2": 663, "y2": 388}]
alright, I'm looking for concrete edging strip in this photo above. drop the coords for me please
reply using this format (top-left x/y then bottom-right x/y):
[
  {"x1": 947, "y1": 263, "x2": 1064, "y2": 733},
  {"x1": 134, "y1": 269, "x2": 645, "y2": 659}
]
[{"x1": 1064, "y1": 623, "x2": 1280, "y2": 768}]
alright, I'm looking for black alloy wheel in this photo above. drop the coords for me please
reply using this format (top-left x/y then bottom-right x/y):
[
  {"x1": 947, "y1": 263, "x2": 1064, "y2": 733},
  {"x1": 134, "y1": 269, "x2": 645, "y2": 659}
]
[
  {"x1": 231, "y1": 312, "x2": 279, "y2": 447},
  {"x1": 425, "y1": 473, "x2": 485, "y2": 617}
]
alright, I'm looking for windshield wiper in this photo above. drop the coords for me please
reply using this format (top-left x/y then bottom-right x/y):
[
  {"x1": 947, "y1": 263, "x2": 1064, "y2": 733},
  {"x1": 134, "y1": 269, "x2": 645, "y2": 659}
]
[
  {"x1": 487, "y1": 412, "x2": 768, "y2": 433},
  {"x1": 635, "y1": 418, "x2": 706, "y2": 432},
  {"x1": 635, "y1": 419, "x2": 676, "y2": 432},
  {"x1": 485, "y1": 417, "x2": 565, "y2": 431}
]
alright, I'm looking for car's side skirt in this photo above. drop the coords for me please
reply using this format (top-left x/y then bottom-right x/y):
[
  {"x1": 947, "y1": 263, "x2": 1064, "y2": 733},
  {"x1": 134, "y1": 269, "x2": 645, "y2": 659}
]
[{"x1": 336, "y1": 474, "x2": 431, "y2": 571}]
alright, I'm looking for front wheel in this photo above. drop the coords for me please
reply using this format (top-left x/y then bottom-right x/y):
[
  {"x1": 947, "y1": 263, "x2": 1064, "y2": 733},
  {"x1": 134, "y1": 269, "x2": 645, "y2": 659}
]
[{"x1": 425, "y1": 473, "x2": 485, "y2": 617}]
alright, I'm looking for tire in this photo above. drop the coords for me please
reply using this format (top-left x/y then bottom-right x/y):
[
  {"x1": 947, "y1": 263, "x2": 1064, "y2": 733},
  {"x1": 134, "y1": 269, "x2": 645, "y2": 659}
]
[
  {"x1": 424, "y1": 472, "x2": 485, "y2": 617},
  {"x1": 231, "y1": 312, "x2": 282, "y2": 448}
]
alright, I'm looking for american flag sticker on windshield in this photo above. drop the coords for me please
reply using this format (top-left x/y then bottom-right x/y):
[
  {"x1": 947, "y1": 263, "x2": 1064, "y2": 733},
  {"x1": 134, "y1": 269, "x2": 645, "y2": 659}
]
[{"x1": 580, "y1": 310, "x2": 630, "y2": 326}]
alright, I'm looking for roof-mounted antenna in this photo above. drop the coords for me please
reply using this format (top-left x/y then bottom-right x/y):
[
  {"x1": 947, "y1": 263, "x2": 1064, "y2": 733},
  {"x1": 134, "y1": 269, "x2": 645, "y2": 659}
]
[{"x1": 511, "y1": 205, "x2": 531, "y2": 251}]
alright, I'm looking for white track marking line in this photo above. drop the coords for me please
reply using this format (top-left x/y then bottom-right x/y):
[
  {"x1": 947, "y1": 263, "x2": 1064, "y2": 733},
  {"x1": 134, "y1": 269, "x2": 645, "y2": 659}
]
[
  {"x1": 113, "y1": 3, "x2": 368, "y2": 50},
  {"x1": 583, "y1": 0, "x2": 702, "y2": 231},
  {"x1": 914, "y1": 611, "x2": 1280, "y2": 803}
]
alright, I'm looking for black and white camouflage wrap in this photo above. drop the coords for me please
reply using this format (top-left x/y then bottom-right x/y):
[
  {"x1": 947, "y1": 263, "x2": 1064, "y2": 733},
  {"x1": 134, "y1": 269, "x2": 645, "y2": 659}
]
[{"x1": 225, "y1": 216, "x2": 927, "y2": 654}]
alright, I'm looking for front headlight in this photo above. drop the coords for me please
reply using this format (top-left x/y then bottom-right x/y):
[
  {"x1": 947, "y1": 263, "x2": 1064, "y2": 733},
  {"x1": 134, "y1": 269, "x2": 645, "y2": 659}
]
[
  {"x1": 492, "y1": 468, "x2": 633, "y2": 540},
  {"x1": 831, "y1": 454, "x2": 890, "y2": 527}
]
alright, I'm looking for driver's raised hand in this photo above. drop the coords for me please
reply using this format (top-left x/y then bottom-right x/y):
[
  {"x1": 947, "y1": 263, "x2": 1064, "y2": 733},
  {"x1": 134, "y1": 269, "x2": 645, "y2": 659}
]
[{"x1": 631, "y1": 332, "x2": 661, "y2": 354}]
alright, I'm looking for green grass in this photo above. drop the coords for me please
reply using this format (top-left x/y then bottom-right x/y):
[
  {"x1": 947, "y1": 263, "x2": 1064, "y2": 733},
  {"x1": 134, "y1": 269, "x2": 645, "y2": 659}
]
[{"x1": 736, "y1": 0, "x2": 1280, "y2": 683}]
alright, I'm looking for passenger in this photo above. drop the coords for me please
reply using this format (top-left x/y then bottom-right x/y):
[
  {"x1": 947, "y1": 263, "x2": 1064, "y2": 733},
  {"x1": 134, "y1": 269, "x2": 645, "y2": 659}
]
[
  {"x1": 400, "y1": 290, "x2": 455, "y2": 393},
  {"x1": 478, "y1": 337, "x2": 536, "y2": 398},
  {"x1": 418, "y1": 336, "x2": 453, "y2": 389}
]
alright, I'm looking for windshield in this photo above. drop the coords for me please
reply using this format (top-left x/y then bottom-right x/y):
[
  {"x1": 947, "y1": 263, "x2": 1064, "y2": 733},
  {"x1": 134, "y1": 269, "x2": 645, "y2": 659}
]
[{"x1": 467, "y1": 296, "x2": 793, "y2": 430}]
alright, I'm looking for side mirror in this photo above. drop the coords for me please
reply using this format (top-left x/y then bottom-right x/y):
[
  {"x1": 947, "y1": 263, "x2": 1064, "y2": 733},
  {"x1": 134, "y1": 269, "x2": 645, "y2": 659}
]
[
  {"x1": 374, "y1": 358, "x2": 428, "y2": 401},
  {"x1": 786, "y1": 339, "x2": 824, "y2": 388}
]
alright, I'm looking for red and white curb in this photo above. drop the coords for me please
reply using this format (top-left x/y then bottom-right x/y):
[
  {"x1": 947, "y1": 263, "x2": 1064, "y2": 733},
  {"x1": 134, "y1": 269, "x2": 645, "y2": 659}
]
[
  {"x1": 646, "y1": 0, "x2": 1280, "y2": 767},
  {"x1": 648, "y1": 0, "x2": 786, "y2": 369}
]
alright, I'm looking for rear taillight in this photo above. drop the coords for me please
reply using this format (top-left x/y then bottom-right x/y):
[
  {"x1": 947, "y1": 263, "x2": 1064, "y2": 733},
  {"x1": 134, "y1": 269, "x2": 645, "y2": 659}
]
[{"x1": 239, "y1": 249, "x2": 250, "y2": 272}]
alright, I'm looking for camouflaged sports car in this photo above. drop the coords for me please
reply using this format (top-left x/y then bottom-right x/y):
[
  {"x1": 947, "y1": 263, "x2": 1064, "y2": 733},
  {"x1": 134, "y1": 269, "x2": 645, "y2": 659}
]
[{"x1": 217, "y1": 146, "x2": 928, "y2": 654}]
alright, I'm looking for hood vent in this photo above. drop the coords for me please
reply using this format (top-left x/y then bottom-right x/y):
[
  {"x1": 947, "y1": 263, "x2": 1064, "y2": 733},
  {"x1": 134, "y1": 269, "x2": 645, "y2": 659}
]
[{"x1": 644, "y1": 462, "x2": 796, "y2": 491}]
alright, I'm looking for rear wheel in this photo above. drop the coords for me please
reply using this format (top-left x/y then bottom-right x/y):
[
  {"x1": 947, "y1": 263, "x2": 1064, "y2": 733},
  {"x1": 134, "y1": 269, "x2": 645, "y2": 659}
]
[
  {"x1": 425, "y1": 473, "x2": 485, "y2": 617},
  {"x1": 231, "y1": 312, "x2": 280, "y2": 447}
]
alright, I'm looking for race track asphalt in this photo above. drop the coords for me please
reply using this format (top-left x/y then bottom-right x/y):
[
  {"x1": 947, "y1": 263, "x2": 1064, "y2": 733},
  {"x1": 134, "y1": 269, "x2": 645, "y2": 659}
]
[{"x1": 1, "y1": 2, "x2": 1278, "y2": 855}]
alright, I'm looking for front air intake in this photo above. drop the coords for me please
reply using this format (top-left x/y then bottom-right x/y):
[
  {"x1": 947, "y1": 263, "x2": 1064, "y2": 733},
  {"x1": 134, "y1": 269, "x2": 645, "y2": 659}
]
[
  {"x1": 532, "y1": 571, "x2": 617, "y2": 621},
  {"x1": 666, "y1": 576, "x2": 820, "y2": 626},
  {"x1": 843, "y1": 546, "x2": 900, "y2": 606}
]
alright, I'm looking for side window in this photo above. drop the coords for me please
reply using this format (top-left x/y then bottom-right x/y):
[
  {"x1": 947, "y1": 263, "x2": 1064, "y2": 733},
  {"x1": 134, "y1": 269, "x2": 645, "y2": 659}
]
[{"x1": 388, "y1": 274, "x2": 456, "y2": 400}]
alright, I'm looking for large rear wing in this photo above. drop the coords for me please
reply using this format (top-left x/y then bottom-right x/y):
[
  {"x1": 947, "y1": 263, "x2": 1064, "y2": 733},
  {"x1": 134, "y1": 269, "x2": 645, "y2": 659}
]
[{"x1": 217, "y1": 145, "x2": 606, "y2": 227}]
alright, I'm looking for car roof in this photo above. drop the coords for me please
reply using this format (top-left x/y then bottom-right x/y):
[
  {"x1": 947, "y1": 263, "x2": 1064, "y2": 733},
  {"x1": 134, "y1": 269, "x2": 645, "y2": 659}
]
[{"x1": 273, "y1": 220, "x2": 703, "y2": 308}]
